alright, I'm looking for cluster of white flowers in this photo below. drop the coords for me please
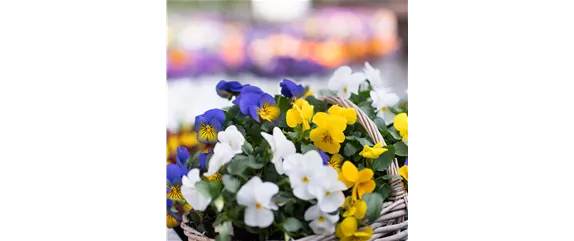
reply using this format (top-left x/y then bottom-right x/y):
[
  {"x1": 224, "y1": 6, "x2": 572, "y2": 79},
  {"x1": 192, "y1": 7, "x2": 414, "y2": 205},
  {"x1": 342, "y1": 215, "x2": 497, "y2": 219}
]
[
  {"x1": 204, "y1": 125, "x2": 245, "y2": 177},
  {"x1": 328, "y1": 62, "x2": 402, "y2": 124}
]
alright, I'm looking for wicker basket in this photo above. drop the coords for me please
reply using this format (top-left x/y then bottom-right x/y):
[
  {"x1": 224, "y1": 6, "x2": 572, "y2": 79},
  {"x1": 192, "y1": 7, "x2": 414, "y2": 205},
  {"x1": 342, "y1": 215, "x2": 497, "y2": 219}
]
[{"x1": 181, "y1": 96, "x2": 408, "y2": 241}]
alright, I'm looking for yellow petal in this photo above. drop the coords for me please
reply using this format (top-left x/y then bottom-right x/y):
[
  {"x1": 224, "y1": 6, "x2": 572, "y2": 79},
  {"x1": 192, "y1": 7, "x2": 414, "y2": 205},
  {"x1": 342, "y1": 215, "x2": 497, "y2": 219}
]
[
  {"x1": 286, "y1": 108, "x2": 302, "y2": 128},
  {"x1": 358, "y1": 169, "x2": 374, "y2": 183},
  {"x1": 321, "y1": 142, "x2": 341, "y2": 154},
  {"x1": 339, "y1": 217, "x2": 358, "y2": 237},
  {"x1": 399, "y1": 165, "x2": 408, "y2": 181},
  {"x1": 355, "y1": 227, "x2": 374, "y2": 240},
  {"x1": 354, "y1": 200, "x2": 367, "y2": 219},
  {"x1": 393, "y1": 113, "x2": 408, "y2": 133},
  {"x1": 179, "y1": 133, "x2": 198, "y2": 146},
  {"x1": 343, "y1": 205, "x2": 357, "y2": 217},
  {"x1": 329, "y1": 114, "x2": 348, "y2": 132},
  {"x1": 335, "y1": 224, "x2": 344, "y2": 238},
  {"x1": 374, "y1": 142, "x2": 383, "y2": 149},
  {"x1": 312, "y1": 112, "x2": 330, "y2": 127},
  {"x1": 357, "y1": 180, "x2": 376, "y2": 199},
  {"x1": 341, "y1": 161, "x2": 358, "y2": 183},
  {"x1": 300, "y1": 99, "x2": 314, "y2": 121},
  {"x1": 343, "y1": 108, "x2": 357, "y2": 124},
  {"x1": 167, "y1": 213, "x2": 179, "y2": 228},
  {"x1": 331, "y1": 130, "x2": 346, "y2": 143}
]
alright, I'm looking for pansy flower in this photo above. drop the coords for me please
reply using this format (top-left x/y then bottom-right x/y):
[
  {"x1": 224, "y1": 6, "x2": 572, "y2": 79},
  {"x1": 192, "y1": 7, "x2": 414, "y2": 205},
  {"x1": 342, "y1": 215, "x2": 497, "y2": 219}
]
[
  {"x1": 166, "y1": 163, "x2": 188, "y2": 200},
  {"x1": 286, "y1": 98, "x2": 314, "y2": 131},
  {"x1": 194, "y1": 109, "x2": 226, "y2": 144},
  {"x1": 280, "y1": 79, "x2": 305, "y2": 99},
  {"x1": 166, "y1": 199, "x2": 181, "y2": 228},
  {"x1": 318, "y1": 150, "x2": 343, "y2": 173},
  {"x1": 394, "y1": 113, "x2": 408, "y2": 143},
  {"x1": 339, "y1": 161, "x2": 376, "y2": 200},
  {"x1": 336, "y1": 217, "x2": 373, "y2": 241},
  {"x1": 234, "y1": 86, "x2": 280, "y2": 123},
  {"x1": 310, "y1": 112, "x2": 347, "y2": 154},
  {"x1": 216, "y1": 80, "x2": 247, "y2": 99},
  {"x1": 399, "y1": 158, "x2": 408, "y2": 181}
]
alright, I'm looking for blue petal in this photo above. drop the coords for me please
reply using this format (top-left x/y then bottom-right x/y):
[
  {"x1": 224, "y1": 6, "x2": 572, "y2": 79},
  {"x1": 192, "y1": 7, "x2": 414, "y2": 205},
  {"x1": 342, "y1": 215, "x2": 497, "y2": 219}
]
[
  {"x1": 210, "y1": 118, "x2": 223, "y2": 133},
  {"x1": 167, "y1": 187, "x2": 171, "y2": 194},
  {"x1": 167, "y1": 164, "x2": 182, "y2": 184},
  {"x1": 405, "y1": 158, "x2": 408, "y2": 166},
  {"x1": 203, "y1": 109, "x2": 226, "y2": 123},
  {"x1": 240, "y1": 85, "x2": 264, "y2": 95},
  {"x1": 225, "y1": 81, "x2": 244, "y2": 92},
  {"x1": 249, "y1": 106, "x2": 260, "y2": 122},
  {"x1": 167, "y1": 199, "x2": 173, "y2": 209},
  {"x1": 199, "y1": 153, "x2": 208, "y2": 170},
  {"x1": 318, "y1": 149, "x2": 329, "y2": 166},
  {"x1": 280, "y1": 79, "x2": 295, "y2": 98},
  {"x1": 239, "y1": 93, "x2": 260, "y2": 115},
  {"x1": 176, "y1": 146, "x2": 190, "y2": 165},
  {"x1": 194, "y1": 115, "x2": 208, "y2": 132},
  {"x1": 216, "y1": 80, "x2": 232, "y2": 98},
  {"x1": 258, "y1": 93, "x2": 276, "y2": 107}
]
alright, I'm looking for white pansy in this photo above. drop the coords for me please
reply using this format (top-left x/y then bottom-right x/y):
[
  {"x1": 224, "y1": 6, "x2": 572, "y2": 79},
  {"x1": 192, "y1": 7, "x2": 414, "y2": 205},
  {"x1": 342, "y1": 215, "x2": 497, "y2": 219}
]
[
  {"x1": 283, "y1": 151, "x2": 324, "y2": 200},
  {"x1": 181, "y1": 169, "x2": 212, "y2": 211},
  {"x1": 363, "y1": 62, "x2": 391, "y2": 90},
  {"x1": 214, "y1": 221, "x2": 234, "y2": 236},
  {"x1": 304, "y1": 204, "x2": 339, "y2": 235},
  {"x1": 204, "y1": 142, "x2": 235, "y2": 177},
  {"x1": 308, "y1": 167, "x2": 347, "y2": 213},
  {"x1": 327, "y1": 66, "x2": 366, "y2": 99},
  {"x1": 236, "y1": 176, "x2": 279, "y2": 228},
  {"x1": 370, "y1": 89, "x2": 400, "y2": 125},
  {"x1": 218, "y1": 125, "x2": 245, "y2": 154},
  {"x1": 261, "y1": 127, "x2": 296, "y2": 174}
]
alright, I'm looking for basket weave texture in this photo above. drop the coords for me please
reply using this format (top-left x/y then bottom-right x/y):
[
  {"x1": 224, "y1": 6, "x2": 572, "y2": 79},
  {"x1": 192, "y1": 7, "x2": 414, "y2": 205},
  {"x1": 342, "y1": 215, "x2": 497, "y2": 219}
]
[{"x1": 181, "y1": 96, "x2": 408, "y2": 241}]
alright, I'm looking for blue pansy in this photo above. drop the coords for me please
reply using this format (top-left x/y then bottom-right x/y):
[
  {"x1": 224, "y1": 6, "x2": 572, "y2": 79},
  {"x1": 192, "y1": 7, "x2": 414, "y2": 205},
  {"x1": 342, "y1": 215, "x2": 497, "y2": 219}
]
[
  {"x1": 216, "y1": 80, "x2": 247, "y2": 98},
  {"x1": 234, "y1": 86, "x2": 280, "y2": 122},
  {"x1": 194, "y1": 109, "x2": 226, "y2": 144},
  {"x1": 280, "y1": 79, "x2": 305, "y2": 99},
  {"x1": 167, "y1": 163, "x2": 188, "y2": 186},
  {"x1": 198, "y1": 151, "x2": 212, "y2": 170},
  {"x1": 176, "y1": 146, "x2": 189, "y2": 165}
]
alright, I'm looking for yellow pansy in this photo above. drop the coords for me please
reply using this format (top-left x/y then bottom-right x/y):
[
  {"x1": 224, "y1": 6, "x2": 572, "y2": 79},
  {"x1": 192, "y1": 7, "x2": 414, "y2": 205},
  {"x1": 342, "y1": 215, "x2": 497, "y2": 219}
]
[
  {"x1": 309, "y1": 112, "x2": 347, "y2": 154},
  {"x1": 359, "y1": 142, "x2": 388, "y2": 159},
  {"x1": 342, "y1": 196, "x2": 367, "y2": 219},
  {"x1": 394, "y1": 113, "x2": 408, "y2": 141},
  {"x1": 339, "y1": 161, "x2": 376, "y2": 200},
  {"x1": 166, "y1": 212, "x2": 179, "y2": 228},
  {"x1": 328, "y1": 153, "x2": 344, "y2": 172},
  {"x1": 328, "y1": 105, "x2": 357, "y2": 124},
  {"x1": 286, "y1": 99, "x2": 314, "y2": 131},
  {"x1": 303, "y1": 90, "x2": 314, "y2": 98},
  {"x1": 336, "y1": 217, "x2": 373, "y2": 241},
  {"x1": 399, "y1": 165, "x2": 408, "y2": 181}
]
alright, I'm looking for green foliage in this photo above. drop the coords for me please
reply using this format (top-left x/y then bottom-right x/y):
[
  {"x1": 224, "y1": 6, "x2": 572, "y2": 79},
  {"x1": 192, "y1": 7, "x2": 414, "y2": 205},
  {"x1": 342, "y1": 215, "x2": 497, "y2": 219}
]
[
  {"x1": 222, "y1": 175, "x2": 240, "y2": 193},
  {"x1": 362, "y1": 193, "x2": 384, "y2": 223},
  {"x1": 344, "y1": 142, "x2": 361, "y2": 156},
  {"x1": 393, "y1": 142, "x2": 408, "y2": 156},
  {"x1": 283, "y1": 217, "x2": 303, "y2": 233},
  {"x1": 372, "y1": 145, "x2": 395, "y2": 172}
]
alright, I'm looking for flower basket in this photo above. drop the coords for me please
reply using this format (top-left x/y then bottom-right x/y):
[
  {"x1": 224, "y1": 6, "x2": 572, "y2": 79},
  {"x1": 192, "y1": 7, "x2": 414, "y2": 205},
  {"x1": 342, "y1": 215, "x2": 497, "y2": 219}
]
[{"x1": 169, "y1": 65, "x2": 408, "y2": 241}]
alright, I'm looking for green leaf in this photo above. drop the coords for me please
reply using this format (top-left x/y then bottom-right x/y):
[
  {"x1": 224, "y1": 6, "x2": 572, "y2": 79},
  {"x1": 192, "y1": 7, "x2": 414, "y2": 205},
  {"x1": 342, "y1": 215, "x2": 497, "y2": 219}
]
[
  {"x1": 215, "y1": 234, "x2": 231, "y2": 241},
  {"x1": 208, "y1": 180, "x2": 223, "y2": 197},
  {"x1": 362, "y1": 193, "x2": 384, "y2": 222},
  {"x1": 388, "y1": 127, "x2": 402, "y2": 140},
  {"x1": 318, "y1": 89, "x2": 336, "y2": 97},
  {"x1": 195, "y1": 180, "x2": 212, "y2": 198},
  {"x1": 227, "y1": 156, "x2": 250, "y2": 175},
  {"x1": 287, "y1": 131, "x2": 298, "y2": 140},
  {"x1": 359, "y1": 103, "x2": 376, "y2": 119},
  {"x1": 283, "y1": 217, "x2": 302, "y2": 233},
  {"x1": 377, "y1": 182, "x2": 391, "y2": 200},
  {"x1": 242, "y1": 142, "x2": 254, "y2": 154},
  {"x1": 235, "y1": 125, "x2": 247, "y2": 137},
  {"x1": 344, "y1": 142, "x2": 361, "y2": 156},
  {"x1": 222, "y1": 175, "x2": 240, "y2": 193},
  {"x1": 261, "y1": 121, "x2": 274, "y2": 132},
  {"x1": 393, "y1": 142, "x2": 408, "y2": 156},
  {"x1": 383, "y1": 174, "x2": 403, "y2": 180},
  {"x1": 276, "y1": 95, "x2": 292, "y2": 113},
  {"x1": 374, "y1": 117, "x2": 387, "y2": 131},
  {"x1": 300, "y1": 143, "x2": 317, "y2": 153},
  {"x1": 373, "y1": 145, "x2": 395, "y2": 171},
  {"x1": 356, "y1": 137, "x2": 373, "y2": 147},
  {"x1": 246, "y1": 155, "x2": 264, "y2": 169}
]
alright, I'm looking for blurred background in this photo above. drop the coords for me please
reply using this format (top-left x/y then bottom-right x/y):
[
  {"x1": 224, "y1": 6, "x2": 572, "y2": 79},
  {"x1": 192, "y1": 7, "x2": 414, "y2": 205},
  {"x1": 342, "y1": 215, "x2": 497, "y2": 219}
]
[
  {"x1": 167, "y1": 0, "x2": 407, "y2": 240},
  {"x1": 166, "y1": 0, "x2": 408, "y2": 134}
]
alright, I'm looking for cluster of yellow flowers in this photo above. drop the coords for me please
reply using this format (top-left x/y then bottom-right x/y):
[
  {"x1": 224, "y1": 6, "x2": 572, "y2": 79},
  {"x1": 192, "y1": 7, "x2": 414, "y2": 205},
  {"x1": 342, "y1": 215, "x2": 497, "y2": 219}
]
[{"x1": 284, "y1": 96, "x2": 402, "y2": 240}]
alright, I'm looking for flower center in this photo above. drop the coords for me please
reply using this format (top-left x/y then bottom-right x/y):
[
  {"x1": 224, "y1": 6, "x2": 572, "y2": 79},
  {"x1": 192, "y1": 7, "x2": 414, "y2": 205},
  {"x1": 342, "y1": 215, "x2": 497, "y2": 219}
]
[
  {"x1": 257, "y1": 102, "x2": 280, "y2": 122},
  {"x1": 199, "y1": 124, "x2": 217, "y2": 141},
  {"x1": 381, "y1": 106, "x2": 387, "y2": 112},
  {"x1": 321, "y1": 132, "x2": 334, "y2": 144},
  {"x1": 343, "y1": 87, "x2": 348, "y2": 94},
  {"x1": 302, "y1": 176, "x2": 309, "y2": 183},
  {"x1": 318, "y1": 216, "x2": 325, "y2": 223},
  {"x1": 256, "y1": 202, "x2": 262, "y2": 209},
  {"x1": 325, "y1": 191, "x2": 331, "y2": 196}
]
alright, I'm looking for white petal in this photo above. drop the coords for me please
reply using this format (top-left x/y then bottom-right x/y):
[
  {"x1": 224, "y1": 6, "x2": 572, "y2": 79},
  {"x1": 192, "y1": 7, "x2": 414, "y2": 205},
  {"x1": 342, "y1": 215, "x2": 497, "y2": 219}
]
[
  {"x1": 382, "y1": 110, "x2": 397, "y2": 125},
  {"x1": 310, "y1": 220, "x2": 335, "y2": 235},
  {"x1": 283, "y1": 153, "x2": 303, "y2": 175},
  {"x1": 237, "y1": 177, "x2": 261, "y2": 206},
  {"x1": 181, "y1": 188, "x2": 212, "y2": 211},
  {"x1": 325, "y1": 213, "x2": 339, "y2": 223},
  {"x1": 332, "y1": 66, "x2": 352, "y2": 80},
  {"x1": 255, "y1": 182, "x2": 279, "y2": 207},
  {"x1": 302, "y1": 151, "x2": 324, "y2": 169},
  {"x1": 205, "y1": 143, "x2": 235, "y2": 177},
  {"x1": 261, "y1": 132, "x2": 276, "y2": 152},
  {"x1": 304, "y1": 205, "x2": 322, "y2": 221},
  {"x1": 382, "y1": 93, "x2": 400, "y2": 107},
  {"x1": 293, "y1": 185, "x2": 315, "y2": 200},
  {"x1": 183, "y1": 169, "x2": 201, "y2": 185},
  {"x1": 244, "y1": 206, "x2": 274, "y2": 228},
  {"x1": 348, "y1": 72, "x2": 366, "y2": 94},
  {"x1": 271, "y1": 155, "x2": 285, "y2": 175},
  {"x1": 318, "y1": 190, "x2": 345, "y2": 213},
  {"x1": 274, "y1": 128, "x2": 296, "y2": 158}
]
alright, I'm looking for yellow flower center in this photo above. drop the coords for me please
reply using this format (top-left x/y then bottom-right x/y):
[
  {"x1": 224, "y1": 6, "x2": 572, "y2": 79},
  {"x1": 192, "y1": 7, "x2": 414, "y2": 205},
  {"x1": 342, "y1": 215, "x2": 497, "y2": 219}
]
[
  {"x1": 256, "y1": 203, "x2": 262, "y2": 209},
  {"x1": 167, "y1": 185, "x2": 183, "y2": 199},
  {"x1": 257, "y1": 102, "x2": 280, "y2": 122},
  {"x1": 318, "y1": 216, "x2": 325, "y2": 223},
  {"x1": 343, "y1": 87, "x2": 348, "y2": 94},
  {"x1": 381, "y1": 106, "x2": 387, "y2": 112},
  {"x1": 199, "y1": 124, "x2": 217, "y2": 141},
  {"x1": 321, "y1": 132, "x2": 335, "y2": 144},
  {"x1": 302, "y1": 176, "x2": 309, "y2": 182},
  {"x1": 325, "y1": 191, "x2": 331, "y2": 196}
]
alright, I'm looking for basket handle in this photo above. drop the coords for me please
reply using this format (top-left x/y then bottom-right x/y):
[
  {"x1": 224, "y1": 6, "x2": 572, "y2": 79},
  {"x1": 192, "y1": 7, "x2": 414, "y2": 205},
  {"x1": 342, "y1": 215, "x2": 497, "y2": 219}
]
[{"x1": 320, "y1": 96, "x2": 408, "y2": 207}]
